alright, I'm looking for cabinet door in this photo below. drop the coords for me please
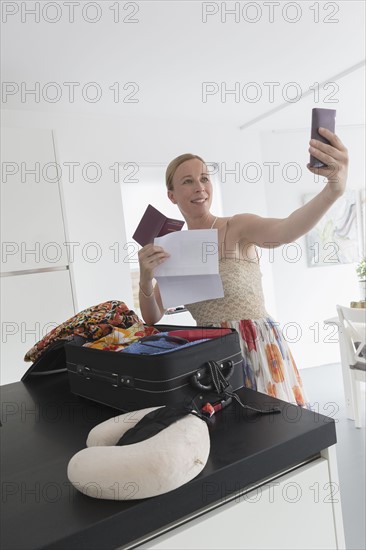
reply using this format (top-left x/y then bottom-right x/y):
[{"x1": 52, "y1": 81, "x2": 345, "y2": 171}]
[
  {"x1": 1, "y1": 127, "x2": 68, "y2": 272},
  {"x1": 136, "y1": 458, "x2": 338, "y2": 550},
  {"x1": 1, "y1": 270, "x2": 75, "y2": 384}
]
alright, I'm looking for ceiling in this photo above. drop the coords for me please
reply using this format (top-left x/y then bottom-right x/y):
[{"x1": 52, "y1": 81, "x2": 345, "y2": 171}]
[{"x1": 1, "y1": 0, "x2": 365, "y2": 129}]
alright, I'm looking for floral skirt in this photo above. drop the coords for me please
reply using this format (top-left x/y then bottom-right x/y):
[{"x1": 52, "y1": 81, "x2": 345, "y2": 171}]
[{"x1": 220, "y1": 317, "x2": 309, "y2": 408}]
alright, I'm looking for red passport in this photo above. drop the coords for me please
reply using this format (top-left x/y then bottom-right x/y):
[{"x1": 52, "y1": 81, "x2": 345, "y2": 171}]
[{"x1": 132, "y1": 204, "x2": 185, "y2": 247}]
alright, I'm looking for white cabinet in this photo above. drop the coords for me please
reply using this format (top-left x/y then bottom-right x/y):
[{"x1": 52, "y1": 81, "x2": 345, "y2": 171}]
[
  {"x1": 1, "y1": 127, "x2": 69, "y2": 272},
  {"x1": 1, "y1": 127, "x2": 75, "y2": 384},
  {"x1": 136, "y1": 452, "x2": 344, "y2": 550},
  {"x1": 0, "y1": 270, "x2": 75, "y2": 384}
]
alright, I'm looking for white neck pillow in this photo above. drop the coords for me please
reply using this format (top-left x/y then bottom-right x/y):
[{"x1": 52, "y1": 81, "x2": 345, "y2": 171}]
[{"x1": 67, "y1": 406, "x2": 210, "y2": 500}]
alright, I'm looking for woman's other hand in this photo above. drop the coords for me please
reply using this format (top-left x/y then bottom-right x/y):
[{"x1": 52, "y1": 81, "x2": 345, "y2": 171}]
[{"x1": 138, "y1": 244, "x2": 170, "y2": 287}]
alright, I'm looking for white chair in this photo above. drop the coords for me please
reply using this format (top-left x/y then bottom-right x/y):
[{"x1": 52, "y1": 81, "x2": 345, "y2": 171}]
[{"x1": 336, "y1": 305, "x2": 366, "y2": 428}]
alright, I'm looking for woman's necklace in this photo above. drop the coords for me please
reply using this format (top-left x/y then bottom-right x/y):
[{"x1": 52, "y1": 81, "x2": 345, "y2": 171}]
[{"x1": 210, "y1": 217, "x2": 218, "y2": 229}]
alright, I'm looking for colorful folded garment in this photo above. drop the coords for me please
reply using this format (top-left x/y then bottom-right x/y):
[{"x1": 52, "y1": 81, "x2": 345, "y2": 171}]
[
  {"x1": 24, "y1": 300, "x2": 157, "y2": 363},
  {"x1": 82, "y1": 323, "x2": 158, "y2": 352}
]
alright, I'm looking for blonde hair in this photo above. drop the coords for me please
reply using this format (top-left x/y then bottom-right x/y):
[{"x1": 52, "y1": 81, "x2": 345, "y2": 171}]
[{"x1": 165, "y1": 153, "x2": 207, "y2": 191}]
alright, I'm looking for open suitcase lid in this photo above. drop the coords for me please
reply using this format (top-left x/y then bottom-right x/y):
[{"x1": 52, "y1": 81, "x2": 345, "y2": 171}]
[{"x1": 21, "y1": 336, "x2": 87, "y2": 381}]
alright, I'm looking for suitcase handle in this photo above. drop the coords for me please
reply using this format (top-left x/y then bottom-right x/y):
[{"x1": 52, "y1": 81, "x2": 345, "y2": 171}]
[
  {"x1": 190, "y1": 360, "x2": 234, "y2": 392},
  {"x1": 76, "y1": 364, "x2": 126, "y2": 388}
]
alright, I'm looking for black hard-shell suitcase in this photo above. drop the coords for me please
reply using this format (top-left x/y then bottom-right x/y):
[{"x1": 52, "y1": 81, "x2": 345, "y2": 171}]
[{"x1": 65, "y1": 325, "x2": 245, "y2": 412}]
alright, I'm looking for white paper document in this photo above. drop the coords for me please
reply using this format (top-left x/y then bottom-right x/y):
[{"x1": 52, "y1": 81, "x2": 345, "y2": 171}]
[{"x1": 154, "y1": 229, "x2": 224, "y2": 308}]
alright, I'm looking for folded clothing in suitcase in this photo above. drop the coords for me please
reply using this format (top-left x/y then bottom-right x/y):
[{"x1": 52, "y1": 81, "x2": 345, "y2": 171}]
[
  {"x1": 121, "y1": 333, "x2": 210, "y2": 354},
  {"x1": 65, "y1": 325, "x2": 245, "y2": 412}
]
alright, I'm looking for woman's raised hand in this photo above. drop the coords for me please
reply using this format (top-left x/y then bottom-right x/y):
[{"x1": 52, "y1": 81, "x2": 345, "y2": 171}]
[{"x1": 307, "y1": 127, "x2": 349, "y2": 198}]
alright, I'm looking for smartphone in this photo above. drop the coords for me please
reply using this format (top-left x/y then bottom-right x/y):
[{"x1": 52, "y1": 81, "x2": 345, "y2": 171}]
[{"x1": 310, "y1": 108, "x2": 336, "y2": 168}]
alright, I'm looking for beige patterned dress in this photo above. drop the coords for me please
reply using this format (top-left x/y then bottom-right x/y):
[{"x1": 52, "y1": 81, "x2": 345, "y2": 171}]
[{"x1": 185, "y1": 258, "x2": 309, "y2": 407}]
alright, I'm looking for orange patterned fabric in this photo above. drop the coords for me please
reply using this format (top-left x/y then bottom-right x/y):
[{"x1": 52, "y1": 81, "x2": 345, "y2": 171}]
[
  {"x1": 83, "y1": 324, "x2": 158, "y2": 352},
  {"x1": 292, "y1": 385, "x2": 306, "y2": 407},
  {"x1": 219, "y1": 318, "x2": 308, "y2": 408},
  {"x1": 265, "y1": 343, "x2": 285, "y2": 383},
  {"x1": 24, "y1": 300, "x2": 158, "y2": 363},
  {"x1": 266, "y1": 382, "x2": 277, "y2": 398}
]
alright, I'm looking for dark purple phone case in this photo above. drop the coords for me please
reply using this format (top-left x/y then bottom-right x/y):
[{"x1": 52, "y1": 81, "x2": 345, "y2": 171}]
[{"x1": 310, "y1": 108, "x2": 336, "y2": 168}]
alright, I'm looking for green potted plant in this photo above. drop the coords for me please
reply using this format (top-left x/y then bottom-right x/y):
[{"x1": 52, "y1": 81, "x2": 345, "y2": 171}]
[{"x1": 356, "y1": 257, "x2": 366, "y2": 300}]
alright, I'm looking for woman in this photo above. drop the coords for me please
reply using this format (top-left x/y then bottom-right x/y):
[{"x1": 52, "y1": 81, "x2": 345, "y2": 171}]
[{"x1": 138, "y1": 128, "x2": 348, "y2": 406}]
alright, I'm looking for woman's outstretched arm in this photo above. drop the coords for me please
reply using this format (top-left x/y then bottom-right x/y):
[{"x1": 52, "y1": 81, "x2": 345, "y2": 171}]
[{"x1": 229, "y1": 128, "x2": 349, "y2": 248}]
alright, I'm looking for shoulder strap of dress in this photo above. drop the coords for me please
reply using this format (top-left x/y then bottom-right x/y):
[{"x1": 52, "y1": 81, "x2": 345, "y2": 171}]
[
  {"x1": 254, "y1": 246, "x2": 260, "y2": 263},
  {"x1": 222, "y1": 217, "x2": 232, "y2": 248}
]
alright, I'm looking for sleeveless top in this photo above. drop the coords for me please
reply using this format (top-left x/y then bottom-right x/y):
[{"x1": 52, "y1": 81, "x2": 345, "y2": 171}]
[
  {"x1": 185, "y1": 219, "x2": 268, "y2": 324},
  {"x1": 185, "y1": 259, "x2": 268, "y2": 324}
]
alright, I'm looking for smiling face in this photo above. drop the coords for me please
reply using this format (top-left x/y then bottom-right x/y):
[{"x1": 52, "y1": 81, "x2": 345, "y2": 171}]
[{"x1": 167, "y1": 158, "x2": 213, "y2": 222}]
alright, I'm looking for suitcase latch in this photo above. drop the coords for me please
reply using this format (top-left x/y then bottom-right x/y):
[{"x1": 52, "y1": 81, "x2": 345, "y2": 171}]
[
  {"x1": 120, "y1": 376, "x2": 134, "y2": 388},
  {"x1": 76, "y1": 364, "x2": 90, "y2": 379}
]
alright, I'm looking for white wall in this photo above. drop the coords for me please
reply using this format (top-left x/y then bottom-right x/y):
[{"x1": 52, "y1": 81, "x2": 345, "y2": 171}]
[
  {"x1": 260, "y1": 125, "x2": 365, "y2": 368},
  {"x1": 249, "y1": 66, "x2": 366, "y2": 368}
]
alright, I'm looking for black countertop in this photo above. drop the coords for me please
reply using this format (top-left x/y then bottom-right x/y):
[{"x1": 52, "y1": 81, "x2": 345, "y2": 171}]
[{"x1": 0, "y1": 373, "x2": 336, "y2": 550}]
